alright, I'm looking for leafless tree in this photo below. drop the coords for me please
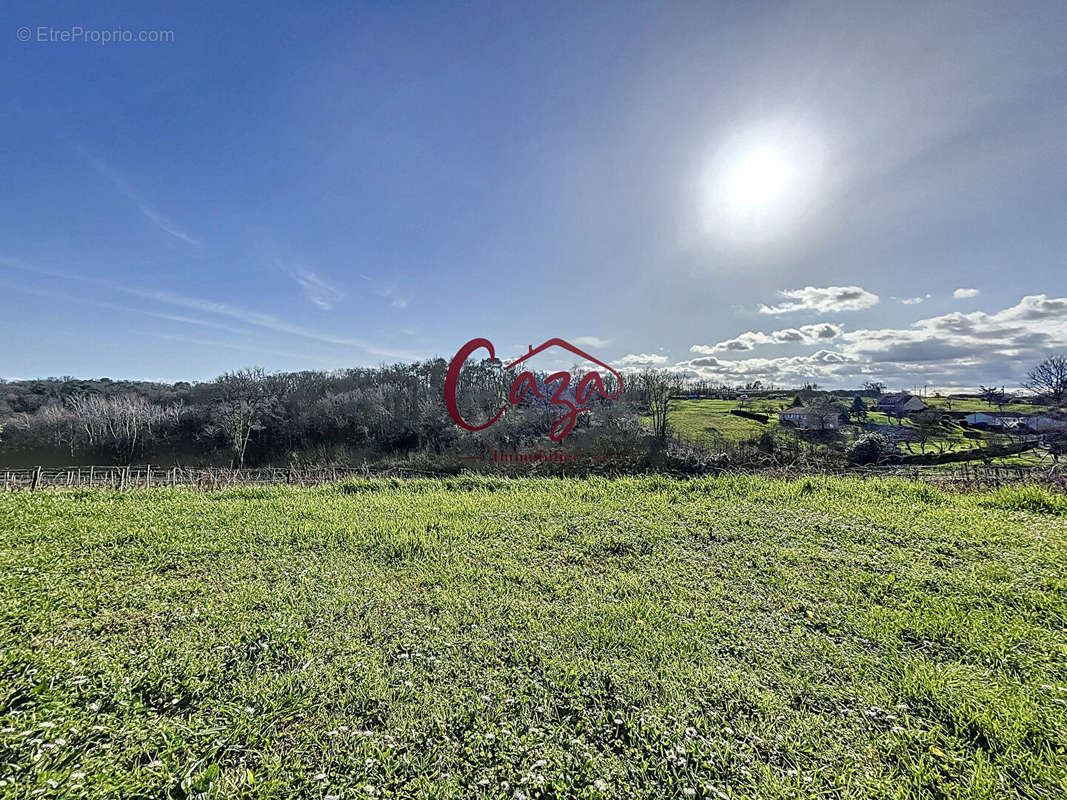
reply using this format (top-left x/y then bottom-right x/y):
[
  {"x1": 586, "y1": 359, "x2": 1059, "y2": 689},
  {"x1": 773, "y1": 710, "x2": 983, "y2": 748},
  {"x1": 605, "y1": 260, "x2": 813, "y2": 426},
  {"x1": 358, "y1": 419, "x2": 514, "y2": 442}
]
[
  {"x1": 978, "y1": 385, "x2": 1009, "y2": 409},
  {"x1": 209, "y1": 367, "x2": 274, "y2": 467},
  {"x1": 1024, "y1": 354, "x2": 1067, "y2": 404},
  {"x1": 861, "y1": 381, "x2": 885, "y2": 396},
  {"x1": 638, "y1": 369, "x2": 681, "y2": 443}
]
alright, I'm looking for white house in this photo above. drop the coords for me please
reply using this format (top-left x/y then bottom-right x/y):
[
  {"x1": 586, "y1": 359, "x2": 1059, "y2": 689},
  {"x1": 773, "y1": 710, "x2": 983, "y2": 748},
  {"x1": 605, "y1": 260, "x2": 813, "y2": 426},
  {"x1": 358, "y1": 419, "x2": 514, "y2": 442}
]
[{"x1": 779, "y1": 407, "x2": 841, "y2": 430}]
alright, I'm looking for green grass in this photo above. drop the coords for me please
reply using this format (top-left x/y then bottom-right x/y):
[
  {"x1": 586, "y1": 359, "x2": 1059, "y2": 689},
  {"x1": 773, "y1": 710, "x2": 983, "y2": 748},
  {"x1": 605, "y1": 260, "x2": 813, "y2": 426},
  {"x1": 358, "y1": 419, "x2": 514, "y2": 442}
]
[
  {"x1": 662, "y1": 400, "x2": 779, "y2": 446},
  {"x1": 2, "y1": 476, "x2": 1066, "y2": 799},
  {"x1": 924, "y1": 398, "x2": 1046, "y2": 415}
]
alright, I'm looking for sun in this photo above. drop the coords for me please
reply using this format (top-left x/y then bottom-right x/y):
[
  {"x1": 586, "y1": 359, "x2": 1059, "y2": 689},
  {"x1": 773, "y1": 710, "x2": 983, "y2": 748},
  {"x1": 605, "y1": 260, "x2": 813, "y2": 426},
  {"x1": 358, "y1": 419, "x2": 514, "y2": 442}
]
[
  {"x1": 724, "y1": 145, "x2": 792, "y2": 212},
  {"x1": 697, "y1": 122, "x2": 826, "y2": 249}
]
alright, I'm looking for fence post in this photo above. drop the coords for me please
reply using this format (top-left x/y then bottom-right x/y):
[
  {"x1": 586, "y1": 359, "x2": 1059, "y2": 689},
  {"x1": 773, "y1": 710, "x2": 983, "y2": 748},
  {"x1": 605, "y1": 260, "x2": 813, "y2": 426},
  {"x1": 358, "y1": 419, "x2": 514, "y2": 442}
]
[
  {"x1": 31, "y1": 466, "x2": 42, "y2": 492},
  {"x1": 145, "y1": 464, "x2": 152, "y2": 489}
]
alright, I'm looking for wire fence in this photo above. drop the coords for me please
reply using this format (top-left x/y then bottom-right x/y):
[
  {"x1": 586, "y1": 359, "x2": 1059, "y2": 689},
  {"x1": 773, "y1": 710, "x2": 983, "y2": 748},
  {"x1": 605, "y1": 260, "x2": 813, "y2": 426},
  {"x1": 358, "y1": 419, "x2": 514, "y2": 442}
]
[
  {"x1": 2, "y1": 461, "x2": 1065, "y2": 491},
  {"x1": 0, "y1": 464, "x2": 441, "y2": 491}
]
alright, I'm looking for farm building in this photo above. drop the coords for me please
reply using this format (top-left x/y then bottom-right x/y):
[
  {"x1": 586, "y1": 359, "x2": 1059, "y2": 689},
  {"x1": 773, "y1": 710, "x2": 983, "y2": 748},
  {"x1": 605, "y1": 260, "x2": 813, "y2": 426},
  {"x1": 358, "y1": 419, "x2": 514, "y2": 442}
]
[
  {"x1": 876, "y1": 393, "x2": 927, "y2": 416},
  {"x1": 965, "y1": 411, "x2": 1026, "y2": 428},
  {"x1": 1023, "y1": 414, "x2": 1067, "y2": 432}
]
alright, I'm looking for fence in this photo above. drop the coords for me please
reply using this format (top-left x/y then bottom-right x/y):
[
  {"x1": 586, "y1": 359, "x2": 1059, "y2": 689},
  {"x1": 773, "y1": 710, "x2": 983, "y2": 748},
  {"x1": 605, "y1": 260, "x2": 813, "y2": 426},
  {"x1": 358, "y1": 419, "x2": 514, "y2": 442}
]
[
  {"x1": 2, "y1": 462, "x2": 1065, "y2": 491},
  {"x1": 0, "y1": 464, "x2": 444, "y2": 491}
]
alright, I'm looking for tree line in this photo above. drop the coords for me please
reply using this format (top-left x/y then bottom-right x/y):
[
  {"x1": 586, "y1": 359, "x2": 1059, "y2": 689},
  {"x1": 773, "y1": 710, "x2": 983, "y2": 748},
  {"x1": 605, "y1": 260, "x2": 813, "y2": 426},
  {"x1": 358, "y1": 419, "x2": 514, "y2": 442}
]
[{"x1": 0, "y1": 360, "x2": 645, "y2": 468}]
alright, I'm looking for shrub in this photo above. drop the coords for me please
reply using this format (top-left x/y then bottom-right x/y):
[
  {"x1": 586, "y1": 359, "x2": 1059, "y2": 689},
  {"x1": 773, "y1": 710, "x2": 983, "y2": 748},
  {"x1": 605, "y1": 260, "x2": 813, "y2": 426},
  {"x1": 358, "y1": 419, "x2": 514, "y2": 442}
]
[
  {"x1": 846, "y1": 432, "x2": 892, "y2": 465},
  {"x1": 730, "y1": 409, "x2": 769, "y2": 423}
]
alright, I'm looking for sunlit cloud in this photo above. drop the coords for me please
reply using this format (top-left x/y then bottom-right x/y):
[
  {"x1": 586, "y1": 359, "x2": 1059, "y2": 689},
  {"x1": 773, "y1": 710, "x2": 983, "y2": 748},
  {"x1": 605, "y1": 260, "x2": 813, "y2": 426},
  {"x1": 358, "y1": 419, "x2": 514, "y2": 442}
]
[
  {"x1": 614, "y1": 353, "x2": 669, "y2": 368},
  {"x1": 759, "y1": 285, "x2": 879, "y2": 315}
]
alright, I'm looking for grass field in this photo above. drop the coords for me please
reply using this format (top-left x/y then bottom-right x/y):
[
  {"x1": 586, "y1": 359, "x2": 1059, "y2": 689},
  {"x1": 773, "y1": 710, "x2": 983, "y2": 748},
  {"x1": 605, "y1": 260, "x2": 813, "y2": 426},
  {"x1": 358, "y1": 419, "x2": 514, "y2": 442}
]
[
  {"x1": 660, "y1": 400, "x2": 778, "y2": 447},
  {"x1": 2, "y1": 477, "x2": 1066, "y2": 799}
]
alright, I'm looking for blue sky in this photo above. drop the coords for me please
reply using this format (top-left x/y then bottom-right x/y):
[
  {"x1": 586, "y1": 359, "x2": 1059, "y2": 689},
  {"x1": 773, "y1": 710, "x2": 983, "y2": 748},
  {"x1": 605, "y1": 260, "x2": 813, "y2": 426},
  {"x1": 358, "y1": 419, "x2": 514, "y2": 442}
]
[{"x1": 2, "y1": 0, "x2": 1066, "y2": 389}]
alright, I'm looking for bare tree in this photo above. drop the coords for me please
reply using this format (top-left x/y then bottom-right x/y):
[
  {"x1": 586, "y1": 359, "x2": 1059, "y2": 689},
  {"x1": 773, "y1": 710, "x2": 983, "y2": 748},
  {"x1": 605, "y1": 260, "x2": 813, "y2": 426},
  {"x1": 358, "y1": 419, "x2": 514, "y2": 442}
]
[
  {"x1": 911, "y1": 408, "x2": 944, "y2": 454},
  {"x1": 638, "y1": 369, "x2": 680, "y2": 443},
  {"x1": 806, "y1": 397, "x2": 846, "y2": 431},
  {"x1": 978, "y1": 385, "x2": 1009, "y2": 410},
  {"x1": 1024, "y1": 354, "x2": 1067, "y2": 404},
  {"x1": 209, "y1": 367, "x2": 274, "y2": 467},
  {"x1": 862, "y1": 381, "x2": 885, "y2": 396}
]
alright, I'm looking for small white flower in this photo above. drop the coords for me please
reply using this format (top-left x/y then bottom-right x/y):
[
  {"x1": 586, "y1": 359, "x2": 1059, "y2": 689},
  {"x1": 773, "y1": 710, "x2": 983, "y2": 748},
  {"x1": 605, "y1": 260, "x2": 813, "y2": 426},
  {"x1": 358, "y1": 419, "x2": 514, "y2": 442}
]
[{"x1": 594, "y1": 779, "x2": 609, "y2": 791}]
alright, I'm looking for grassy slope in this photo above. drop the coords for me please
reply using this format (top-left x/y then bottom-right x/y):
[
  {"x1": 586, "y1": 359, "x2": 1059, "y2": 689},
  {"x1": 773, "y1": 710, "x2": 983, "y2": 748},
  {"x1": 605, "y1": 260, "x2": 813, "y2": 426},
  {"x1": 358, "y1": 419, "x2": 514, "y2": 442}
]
[
  {"x1": 664, "y1": 400, "x2": 779, "y2": 447},
  {"x1": 1, "y1": 477, "x2": 1065, "y2": 799}
]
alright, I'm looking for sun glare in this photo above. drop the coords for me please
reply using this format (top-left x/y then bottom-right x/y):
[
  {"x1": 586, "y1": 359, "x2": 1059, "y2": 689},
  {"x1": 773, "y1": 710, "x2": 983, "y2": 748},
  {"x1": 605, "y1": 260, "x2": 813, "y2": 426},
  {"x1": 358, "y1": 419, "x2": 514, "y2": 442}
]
[
  {"x1": 698, "y1": 122, "x2": 826, "y2": 249},
  {"x1": 725, "y1": 146, "x2": 792, "y2": 211}
]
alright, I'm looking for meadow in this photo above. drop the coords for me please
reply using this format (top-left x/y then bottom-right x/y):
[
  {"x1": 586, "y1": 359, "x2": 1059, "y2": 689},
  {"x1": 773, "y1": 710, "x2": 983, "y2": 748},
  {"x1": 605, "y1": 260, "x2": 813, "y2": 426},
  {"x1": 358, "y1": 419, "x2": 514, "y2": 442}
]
[{"x1": 1, "y1": 476, "x2": 1065, "y2": 799}]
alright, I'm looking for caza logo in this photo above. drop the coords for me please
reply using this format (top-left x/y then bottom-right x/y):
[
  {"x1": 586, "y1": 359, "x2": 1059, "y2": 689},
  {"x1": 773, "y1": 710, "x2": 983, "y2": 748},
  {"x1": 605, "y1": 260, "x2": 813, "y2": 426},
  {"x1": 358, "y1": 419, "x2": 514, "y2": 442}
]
[{"x1": 444, "y1": 338, "x2": 623, "y2": 441}]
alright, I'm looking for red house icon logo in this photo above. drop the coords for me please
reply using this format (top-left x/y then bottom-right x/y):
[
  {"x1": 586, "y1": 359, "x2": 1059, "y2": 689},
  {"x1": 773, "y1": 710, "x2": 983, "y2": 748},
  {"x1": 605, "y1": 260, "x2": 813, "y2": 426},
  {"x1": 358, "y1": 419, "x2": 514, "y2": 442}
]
[{"x1": 444, "y1": 337, "x2": 623, "y2": 441}]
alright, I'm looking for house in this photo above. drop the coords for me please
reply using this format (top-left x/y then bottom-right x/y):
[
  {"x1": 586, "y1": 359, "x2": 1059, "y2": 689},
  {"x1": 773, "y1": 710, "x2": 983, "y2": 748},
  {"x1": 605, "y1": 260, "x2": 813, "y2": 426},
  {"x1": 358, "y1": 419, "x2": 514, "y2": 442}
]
[
  {"x1": 779, "y1": 406, "x2": 842, "y2": 430},
  {"x1": 876, "y1": 393, "x2": 927, "y2": 416},
  {"x1": 965, "y1": 411, "x2": 1025, "y2": 428}
]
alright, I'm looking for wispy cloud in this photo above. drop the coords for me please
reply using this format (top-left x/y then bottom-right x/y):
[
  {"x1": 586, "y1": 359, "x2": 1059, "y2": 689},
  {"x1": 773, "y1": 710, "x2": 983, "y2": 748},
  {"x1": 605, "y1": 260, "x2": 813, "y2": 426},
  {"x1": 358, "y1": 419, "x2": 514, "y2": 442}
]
[
  {"x1": 0, "y1": 256, "x2": 422, "y2": 361},
  {"x1": 953, "y1": 287, "x2": 980, "y2": 299},
  {"x1": 137, "y1": 331, "x2": 329, "y2": 363},
  {"x1": 123, "y1": 287, "x2": 421, "y2": 359},
  {"x1": 759, "y1": 285, "x2": 879, "y2": 315},
  {"x1": 285, "y1": 266, "x2": 345, "y2": 311},
  {"x1": 572, "y1": 336, "x2": 611, "y2": 348},
  {"x1": 76, "y1": 147, "x2": 199, "y2": 245},
  {"x1": 358, "y1": 274, "x2": 411, "y2": 310},
  {"x1": 893, "y1": 294, "x2": 931, "y2": 305}
]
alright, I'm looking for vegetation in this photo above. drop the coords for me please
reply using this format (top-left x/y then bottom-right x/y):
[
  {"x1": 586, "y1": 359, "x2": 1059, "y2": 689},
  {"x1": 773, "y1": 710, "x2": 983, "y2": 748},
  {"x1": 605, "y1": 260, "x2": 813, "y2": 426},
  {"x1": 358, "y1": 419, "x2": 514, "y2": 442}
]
[{"x1": 2, "y1": 476, "x2": 1065, "y2": 799}]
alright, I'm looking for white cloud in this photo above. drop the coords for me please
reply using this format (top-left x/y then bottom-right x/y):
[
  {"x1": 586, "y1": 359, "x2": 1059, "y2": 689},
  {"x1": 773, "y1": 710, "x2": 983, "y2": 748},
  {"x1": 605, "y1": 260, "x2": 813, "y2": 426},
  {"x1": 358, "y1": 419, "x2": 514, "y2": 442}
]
[
  {"x1": 759, "y1": 285, "x2": 879, "y2": 315},
  {"x1": 287, "y1": 268, "x2": 344, "y2": 311},
  {"x1": 691, "y1": 323, "x2": 843, "y2": 353},
  {"x1": 953, "y1": 287, "x2": 980, "y2": 299},
  {"x1": 571, "y1": 336, "x2": 611, "y2": 348},
  {"x1": 614, "y1": 353, "x2": 669, "y2": 368},
  {"x1": 676, "y1": 294, "x2": 1067, "y2": 388},
  {"x1": 894, "y1": 294, "x2": 931, "y2": 305}
]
